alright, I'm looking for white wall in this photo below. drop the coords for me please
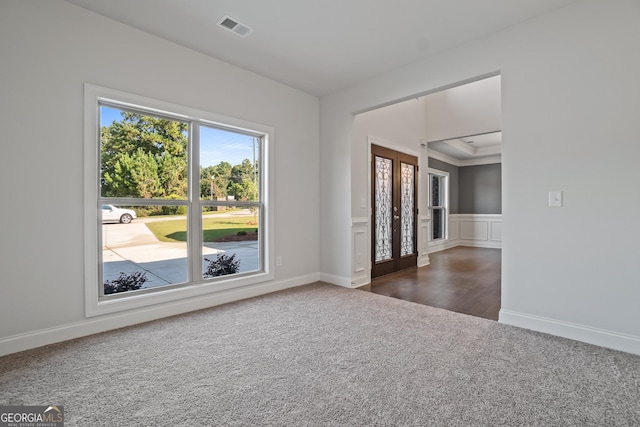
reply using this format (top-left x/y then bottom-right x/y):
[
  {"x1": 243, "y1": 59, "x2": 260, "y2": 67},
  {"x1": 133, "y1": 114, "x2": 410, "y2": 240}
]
[
  {"x1": 0, "y1": 0, "x2": 319, "y2": 353},
  {"x1": 320, "y1": 0, "x2": 640, "y2": 354},
  {"x1": 425, "y1": 75, "x2": 502, "y2": 142},
  {"x1": 351, "y1": 98, "x2": 427, "y2": 215}
]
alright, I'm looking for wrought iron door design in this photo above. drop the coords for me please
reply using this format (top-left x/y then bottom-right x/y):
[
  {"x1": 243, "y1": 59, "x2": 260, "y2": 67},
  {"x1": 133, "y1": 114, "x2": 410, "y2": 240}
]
[{"x1": 371, "y1": 145, "x2": 418, "y2": 279}]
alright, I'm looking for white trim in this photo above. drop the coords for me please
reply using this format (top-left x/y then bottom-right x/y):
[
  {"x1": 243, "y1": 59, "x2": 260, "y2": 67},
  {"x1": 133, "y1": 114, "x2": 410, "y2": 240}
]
[
  {"x1": 453, "y1": 213, "x2": 503, "y2": 218},
  {"x1": 427, "y1": 148, "x2": 501, "y2": 167},
  {"x1": 368, "y1": 136, "x2": 421, "y2": 158},
  {"x1": 427, "y1": 239, "x2": 459, "y2": 254},
  {"x1": 417, "y1": 257, "x2": 430, "y2": 268},
  {"x1": 351, "y1": 217, "x2": 370, "y2": 286},
  {"x1": 319, "y1": 273, "x2": 353, "y2": 288},
  {"x1": 429, "y1": 213, "x2": 502, "y2": 252},
  {"x1": 84, "y1": 83, "x2": 275, "y2": 317},
  {"x1": 352, "y1": 230, "x2": 367, "y2": 273},
  {"x1": 427, "y1": 168, "x2": 449, "y2": 244},
  {"x1": 458, "y1": 156, "x2": 502, "y2": 166},
  {"x1": 457, "y1": 240, "x2": 502, "y2": 249},
  {"x1": 350, "y1": 275, "x2": 371, "y2": 288},
  {"x1": 0, "y1": 274, "x2": 318, "y2": 357},
  {"x1": 499, "y1": 309, "x2": 640, "y2": 356},
  {"x1": 418, "y1": 214, "x2": 431, "y2": 265},
  {"x1": 351, "y1": 217, "x2": 369, "y2": 226}
]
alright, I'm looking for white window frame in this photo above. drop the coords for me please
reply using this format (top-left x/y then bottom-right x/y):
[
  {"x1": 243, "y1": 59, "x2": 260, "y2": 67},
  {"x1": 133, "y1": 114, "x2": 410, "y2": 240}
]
[
  {"x1": 84, "y1": 83, "x2": 274, "y2": 317},
  {"x1": 428, "y1": 168, "x2": 449, "y2": 242}
]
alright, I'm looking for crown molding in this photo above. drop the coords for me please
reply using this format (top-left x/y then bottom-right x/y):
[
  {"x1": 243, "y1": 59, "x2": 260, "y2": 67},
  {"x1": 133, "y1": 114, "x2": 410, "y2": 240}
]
[{"x1": 427, "y1": 148, "x2": 501, "y2": 167}]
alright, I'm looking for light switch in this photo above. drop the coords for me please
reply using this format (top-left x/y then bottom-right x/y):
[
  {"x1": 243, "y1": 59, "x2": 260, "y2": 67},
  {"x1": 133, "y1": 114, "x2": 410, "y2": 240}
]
[{"x1": 549, "y1": 191, "x2": 563, "y2": 207}]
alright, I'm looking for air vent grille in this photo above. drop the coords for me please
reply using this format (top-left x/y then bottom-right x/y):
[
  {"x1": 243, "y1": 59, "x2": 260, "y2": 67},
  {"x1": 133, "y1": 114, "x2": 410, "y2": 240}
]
[{"x1": 218, "y1": 15, "x2": 253, "y2": 37}]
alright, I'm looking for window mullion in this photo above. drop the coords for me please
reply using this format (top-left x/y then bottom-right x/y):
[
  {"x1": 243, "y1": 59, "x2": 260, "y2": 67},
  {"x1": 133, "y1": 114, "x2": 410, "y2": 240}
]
[{"x1": 189, "y1": 121, "x2": 202, "y2": 282}]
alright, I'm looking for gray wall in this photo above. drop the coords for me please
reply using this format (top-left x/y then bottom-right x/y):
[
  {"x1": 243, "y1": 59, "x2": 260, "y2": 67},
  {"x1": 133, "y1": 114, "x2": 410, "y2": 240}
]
[
  {"x1": 459, "y1": 163, "x2": 502, "y2": 214},
  {"x1": 428, "y1": 158, "x2": 502, "y2": 215},
  {"x1": 428, "y1": 158, "x2": 459, "y2": 214}
]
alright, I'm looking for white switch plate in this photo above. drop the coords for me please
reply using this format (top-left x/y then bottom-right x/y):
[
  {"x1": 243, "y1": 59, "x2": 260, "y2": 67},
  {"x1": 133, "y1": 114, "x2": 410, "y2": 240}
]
[
  {"x1": 549, "y1": 191, "x2": 563, "y2": 207},
  {"x1": 276, "y1": 256, "x2": 282, "y2": 267}
]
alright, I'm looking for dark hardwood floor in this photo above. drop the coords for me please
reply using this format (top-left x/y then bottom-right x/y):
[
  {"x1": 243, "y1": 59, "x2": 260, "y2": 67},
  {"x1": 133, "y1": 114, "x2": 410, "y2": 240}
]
[{"x1": 362, "y1": 246, "x2": 501, "y2": 320}]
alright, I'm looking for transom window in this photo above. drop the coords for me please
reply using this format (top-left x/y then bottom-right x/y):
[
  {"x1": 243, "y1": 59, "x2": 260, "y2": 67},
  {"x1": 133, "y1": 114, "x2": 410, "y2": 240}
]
[{"x1": 84, "y1": 84, "x2": 273, "y2": 316}]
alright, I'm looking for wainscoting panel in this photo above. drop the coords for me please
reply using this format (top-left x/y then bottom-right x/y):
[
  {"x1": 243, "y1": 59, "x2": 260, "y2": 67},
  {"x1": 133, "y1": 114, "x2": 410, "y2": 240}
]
[
  {"x1": 460, "y1": 220, "x2": 489, "y2": 241},
  {"x1": 490, "y1": 221, "x2": 502, "y2": 242},
  {"x1": 456, "y1": 214, "x2": 502, "y2": 249},
  {"x1": 351, "y1": 217, "x2": 370, "y2": 287},
  {"x1": 419, "y1": 215, "x2": 430, "y2": 267},
  {"x1": 449, "y1": 217, "x2": 459, "y2": 241},
  {"x1": 428, "y1": 214, "x2": 502, "y2": 253}
]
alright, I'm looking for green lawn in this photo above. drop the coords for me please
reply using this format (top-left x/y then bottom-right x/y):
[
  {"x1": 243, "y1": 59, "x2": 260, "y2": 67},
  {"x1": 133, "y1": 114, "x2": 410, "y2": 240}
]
[{"x1": 146, "y1": 215, "x2": 258, "y2": 243}]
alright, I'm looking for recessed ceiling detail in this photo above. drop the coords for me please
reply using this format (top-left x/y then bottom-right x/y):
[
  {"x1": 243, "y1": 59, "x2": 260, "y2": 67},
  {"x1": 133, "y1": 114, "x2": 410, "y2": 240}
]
[
  {"x1": 217, "y1": 15, "x2": 253, "y2": 38},
  {"x1": 428, "y1": 131, "x2": 502, "y2": 164}
]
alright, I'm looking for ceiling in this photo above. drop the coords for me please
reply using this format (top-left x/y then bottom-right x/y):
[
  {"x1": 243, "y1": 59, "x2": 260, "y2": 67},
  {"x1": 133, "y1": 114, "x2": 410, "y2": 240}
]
[
  {"x1": 428, "y1": 131, "x2": 502, "y2": 162},
  {"x1": 65, "y1": 0, "x2": 580, "y2": 96}
]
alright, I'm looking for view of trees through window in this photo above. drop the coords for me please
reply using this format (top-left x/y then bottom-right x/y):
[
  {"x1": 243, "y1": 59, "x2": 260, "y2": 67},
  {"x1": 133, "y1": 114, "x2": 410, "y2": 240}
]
[
  {"x1": 99, "y1": 104, "x2": 262, "y2": 296},
  {"x1": 100, "y1": 107, "x2": 259, "y2": 207}
]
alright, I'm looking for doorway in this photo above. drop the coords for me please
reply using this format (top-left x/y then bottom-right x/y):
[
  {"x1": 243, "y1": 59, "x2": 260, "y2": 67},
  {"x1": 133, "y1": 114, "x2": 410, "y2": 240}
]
[{"x1": 371, "y1": 144, "x2": 418, "y2": 279}]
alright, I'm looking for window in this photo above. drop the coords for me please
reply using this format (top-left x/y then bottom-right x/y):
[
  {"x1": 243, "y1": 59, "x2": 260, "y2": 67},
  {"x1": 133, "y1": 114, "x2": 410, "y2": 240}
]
[
  {"x1": 428, "y1": 170, "x2": 448, "y2": 241},
  {"x1": 84, "y1": 84, "x2": 273, "y2": 316}
]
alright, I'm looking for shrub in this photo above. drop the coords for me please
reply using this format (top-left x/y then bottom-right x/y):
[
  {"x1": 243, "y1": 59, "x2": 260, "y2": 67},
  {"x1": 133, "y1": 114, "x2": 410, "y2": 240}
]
[
  {"x1": 161, "y1": 194, "x2": 188, "y2": 215},
  {"x1": 204, "y1": 254, "x2": 240, "y2": 278},
  {"x1": 237, "y1": 231, "x2": 247, "y2": 236},
  {"x1": 104, "y1": 271, "x2": 148, "y2": 295}
]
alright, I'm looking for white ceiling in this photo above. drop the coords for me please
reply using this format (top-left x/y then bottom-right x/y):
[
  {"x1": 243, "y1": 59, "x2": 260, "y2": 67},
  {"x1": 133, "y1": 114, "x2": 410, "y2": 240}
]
[
  {"x1": 429, "y1": 131, "x2": 502, "y2": 162},
  {"x1": 64, "y1": 0, "x2": 580, "y2": 96}
]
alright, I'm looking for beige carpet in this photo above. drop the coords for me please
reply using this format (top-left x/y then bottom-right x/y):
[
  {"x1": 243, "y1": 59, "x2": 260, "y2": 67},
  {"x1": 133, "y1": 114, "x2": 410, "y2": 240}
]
[{"x1": 1, "y1": 282, "x2": 639, "y2": 426}]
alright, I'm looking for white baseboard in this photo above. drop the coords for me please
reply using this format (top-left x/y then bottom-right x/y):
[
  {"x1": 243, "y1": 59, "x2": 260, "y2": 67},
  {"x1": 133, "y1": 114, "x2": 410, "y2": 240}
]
[
  {"x1": 457, "y1": 240, "x2": 502, "y2": 249},
  {"x1": 499, "y1": 309, "x2": 640, "y2": 356},
  {"x1": 319, "y1": 272, "x2": 353, "y2": 288},
  {"x1": 427, "y1": 239, "x2": 458, "y2": 254},
  {"x1": 417, "y1": 257, "x2": 430, "y2": 268},
  {"x1": 350, "y1": 275, "x2": 371, "y2": 288},
  {"x1": 0, "y1": 273, "x2": 319, "y2": 357}
]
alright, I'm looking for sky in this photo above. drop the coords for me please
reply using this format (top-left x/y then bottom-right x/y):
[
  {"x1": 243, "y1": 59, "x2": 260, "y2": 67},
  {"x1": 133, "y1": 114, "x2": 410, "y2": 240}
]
[{"x1": 100, "y1": 105, "x2": 257, "y2": 167}]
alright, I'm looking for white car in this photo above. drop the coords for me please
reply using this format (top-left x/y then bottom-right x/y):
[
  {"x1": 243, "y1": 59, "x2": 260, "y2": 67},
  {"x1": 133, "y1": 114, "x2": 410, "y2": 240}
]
[{"x1": 102, "y1": 204, "x2": 137, "y2": 224}]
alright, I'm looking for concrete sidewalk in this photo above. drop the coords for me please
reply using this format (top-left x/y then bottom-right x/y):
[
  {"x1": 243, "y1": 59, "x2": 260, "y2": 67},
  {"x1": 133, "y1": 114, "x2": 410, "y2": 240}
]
[{"x1": 103, "y1": 220, "x2": 259, "y2": 289}]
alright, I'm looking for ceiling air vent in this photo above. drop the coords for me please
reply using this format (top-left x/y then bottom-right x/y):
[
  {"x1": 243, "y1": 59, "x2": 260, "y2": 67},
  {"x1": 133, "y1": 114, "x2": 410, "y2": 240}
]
[{"x1": 218, "y1": 15, "x2": 253, "y2": 37}]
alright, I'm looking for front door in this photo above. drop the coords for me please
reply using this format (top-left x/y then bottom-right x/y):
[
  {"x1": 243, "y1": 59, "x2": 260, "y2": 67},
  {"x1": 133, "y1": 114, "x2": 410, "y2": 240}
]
[{"x1": 371, "y1": 144, "x2": 418, "y2": 279}]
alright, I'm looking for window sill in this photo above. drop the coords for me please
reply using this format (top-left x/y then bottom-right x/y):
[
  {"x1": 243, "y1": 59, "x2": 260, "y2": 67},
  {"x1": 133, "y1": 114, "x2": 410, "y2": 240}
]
[{"x1": 86, "y1": 271, "x2": 273, "y2": 318}]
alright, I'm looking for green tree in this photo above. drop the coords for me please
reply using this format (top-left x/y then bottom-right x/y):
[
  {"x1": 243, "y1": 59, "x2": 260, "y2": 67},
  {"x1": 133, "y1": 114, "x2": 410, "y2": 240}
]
[
  {"x1": 101, "y1": 112, "x2": 188, "y2": 199},
  {"x1": 230, "y1": 159, "x2": 255, "y2": 185},
  {"x1": 202, "y1": 161, "x2": 232, "y2": 199}
]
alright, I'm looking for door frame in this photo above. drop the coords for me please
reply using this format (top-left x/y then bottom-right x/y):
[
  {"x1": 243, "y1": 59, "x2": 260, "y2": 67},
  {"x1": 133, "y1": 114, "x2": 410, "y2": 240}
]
[{"x1": 368, "y1": 137, "x2": 422, "y2": 279}]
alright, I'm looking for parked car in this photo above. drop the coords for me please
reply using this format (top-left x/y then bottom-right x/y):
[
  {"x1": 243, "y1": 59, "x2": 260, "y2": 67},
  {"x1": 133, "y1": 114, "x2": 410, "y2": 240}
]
[{"x1": 102, "y1": 204, "x2": 137, "y2": 224}]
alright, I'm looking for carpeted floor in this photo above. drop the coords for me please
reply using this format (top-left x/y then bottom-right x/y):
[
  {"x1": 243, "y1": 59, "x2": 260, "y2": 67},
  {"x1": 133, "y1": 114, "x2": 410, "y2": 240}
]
[{"x1": 1, "y1": 282, "x2": 639, "y2": 426}]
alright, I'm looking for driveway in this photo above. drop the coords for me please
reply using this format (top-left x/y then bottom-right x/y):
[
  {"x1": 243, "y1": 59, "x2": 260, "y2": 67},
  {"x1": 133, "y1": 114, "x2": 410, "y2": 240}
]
[{"x1": 103, "y1": 215, "x2": 257, "y2": 289}]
